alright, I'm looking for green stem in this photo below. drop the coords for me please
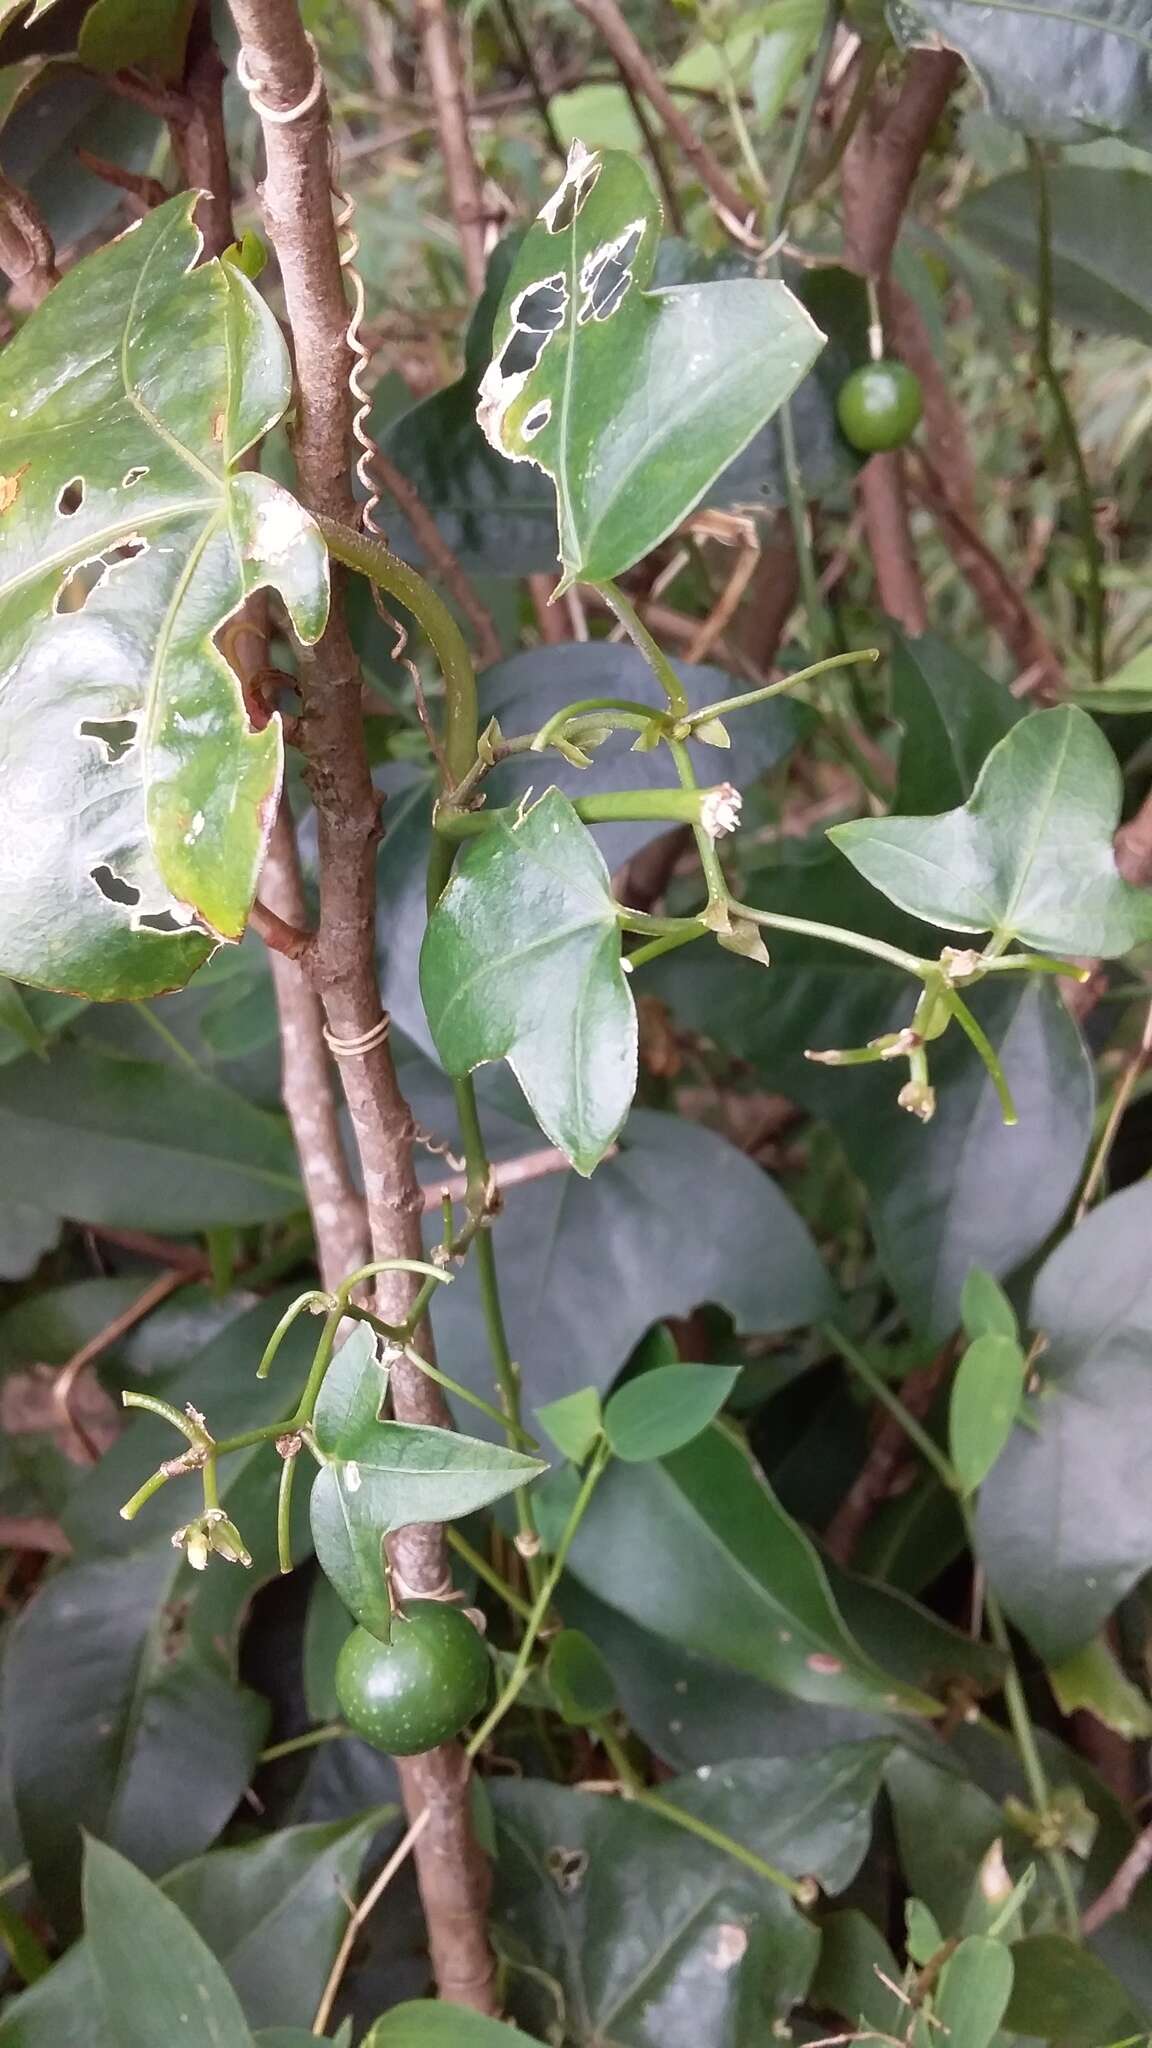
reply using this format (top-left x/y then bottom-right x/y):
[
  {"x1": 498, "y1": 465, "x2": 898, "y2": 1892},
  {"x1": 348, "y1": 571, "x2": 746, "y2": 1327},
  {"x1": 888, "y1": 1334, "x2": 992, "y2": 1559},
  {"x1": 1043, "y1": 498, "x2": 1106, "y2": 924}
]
[
  {"x1": 119, "y1": 1465, "x2": 176, "y2": 1522},
  {"x1": 980, "y1": 951, "x2": 1086, "y2": 980},
  {"x1": 258, "y1": 1723, "x2": 348, "y2": 1765},
  {"x1": 447, "y1": 1525, "x2": 535, "y2": 1623},
  {"x1": 594, "y1": 578, "x2": 689, "y2": 718},
  {"x1": 728, "y1": 899, "x2": 927, "y2": 977},
  {"x1": 317, "y1": 515, "x2": 479, "y2": 783},
  {"x1": 824, "y1": 1321, "x2": 958, "y2": 1492},
  {"x1": 434, "y1": 786, "x2": 714, "y2": 838},
  {"x1": 942, "y1": 988, "x2": 1018, "y2": 1126},
  {"x1": 256, "y1": 1291, "x2": 334, "y2": 1380},
  {"x1": 530, "y1": 696, "x2": 666, "y2": 753},
  {"x1": 625, "y1": 925, "x2": 711, "y2": 971},
  {"x1": 201, "y1": 1456, "x2": 220, "y2": 1513},
  {"x1": 668, "y1": 737, "x2": 730, "y2": 916},
  {"x1": 672, "y1": 648, "x2": 879, "y2": 734},
  {"x1": 1027, "y1": 146, "x2": 1105, "y2": 682},
  {"x1": 121, "y1": 1390, "x2": 211, "y2": 1449},
  {"x1": 405, "y1": 1339, "x2": 538, "y2": 1451},
  {"x1": 983, "y1": 1585, "x2": 1081, "y2": 1939},
  {"x1": 454, "y1": 1077, "x2": 545, "y2": 1596},
  {"x1": 597, "y1": 1725, "x2": 809, "y2": 1901},
  {"x1": 467, "y1": 1438, "x2": 612, "y2": 1758},
  {"x1": 276, "y1": 1452, "x2": 298, "y2": 1575}
]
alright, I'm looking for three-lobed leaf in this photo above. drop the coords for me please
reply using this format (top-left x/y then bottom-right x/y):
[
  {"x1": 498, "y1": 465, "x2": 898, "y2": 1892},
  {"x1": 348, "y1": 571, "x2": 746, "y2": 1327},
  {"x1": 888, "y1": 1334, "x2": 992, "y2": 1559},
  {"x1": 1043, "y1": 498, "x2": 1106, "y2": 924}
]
[
  {"x1": 0, "y1": 193, "x2": 328, "y2": 1000},
  {"x1": 831, "y1": 705, "x2": 1152, "y2": 956},
  {"x1": 477, "y1": 139, "x2": 823, "y2": 589},
  {"x1": 421, "y1": 787, "x2": 636, "y2": 1174},
  {"x1": 309, "y1": 1326, "x2": 544, "y2": 1630}
]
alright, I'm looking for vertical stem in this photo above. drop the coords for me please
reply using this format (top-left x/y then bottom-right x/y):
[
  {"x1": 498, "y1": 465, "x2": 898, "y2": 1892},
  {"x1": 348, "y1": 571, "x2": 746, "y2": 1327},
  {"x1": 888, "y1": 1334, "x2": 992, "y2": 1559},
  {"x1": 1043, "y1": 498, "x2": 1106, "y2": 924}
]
[
  {"x1": 1028, "y1": 143, "x2": 1105, "y2": 681},
  {"x1": 984, "y1": 1587, "x2": 1081, "y2": 1940},
  {"x1": 595, "y1": 578, "x2": 689, "y2": 718},
  {"x1": 414, "y1": 0, "x2": 488, "y2": 295},
  {"x1": 226, "y1": 0, "x2": 496, "y2": 2009}
]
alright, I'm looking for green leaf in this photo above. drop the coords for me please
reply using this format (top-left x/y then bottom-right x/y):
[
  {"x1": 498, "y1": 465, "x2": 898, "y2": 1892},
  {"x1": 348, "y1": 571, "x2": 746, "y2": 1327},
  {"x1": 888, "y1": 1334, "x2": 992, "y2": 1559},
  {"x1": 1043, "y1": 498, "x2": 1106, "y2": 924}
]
[
  {"x1": 0, "y1": 979, "x2": 44, "y2": 1058},
  {"x1": 0, "y1": 1818, "x2": 385, "y2": 2045},
  {"x1": 921, "y1": 1936, "x2": 1013, "y2": 2048},
  {"x1": 544, "y1": 1629, "x2": 618, "y2": 1725},
  {"x1": 491, "y1": 1778, "x2": 818, "y2": 2045},
  {"x1": 888, "y1": 0, "x2": 1152, "y2": 144},
  {"x1": 83, "y1": 1840, "x2": 253, "y2": 2048},
  {"x1": 567, "y1": 1424, "x2": 935, "y2": 1713},
  {"x1": 885, "y1": 1749, "x2": 1004, "y2": 1938},
  {"x1": 367, "y1": 2011, "x2": 539, "y2": 2046},
  {"x1": 431, "y1": 1105, "x2": 836, "y2": 1415},
  {"x1": 0, "y1": 67, "x2": 162, "y2": 250},
  {"x1": 1049, "y1": 1636, "x2": 1152, "y2": 1739},
  {"x1": 0, "y1": 1198, "x2": 57, "y2": 1279},
  {"x1": 478, "y1": 142, "x2": 823, "y2": 589},
  {"x1": 1071, "y1": 641, "x2": 1152, "y2": 714},
  {"x1": 891, "y1": 628, "x2": 1022, "y2": 814},
  {"x1": 421, "y1": 788, "x2": 636, "y2": 1174},
  {"x1": 0, "y1": 193, "x2": 328, "y2": 999},
  {"x1": 949, "y1": 1332, "x2": 1027, "y2": 1495},
  {"x1": 310, "y1": 1326, "x2": 544, "y2": 1630},
  {"x1": 809, "y1": 1910, "x2": 906, "y2": 2035},
  {"x1": 0, "y1": 1045, "x2": 301, "y2": 1229},
  {"x1": 77, "y1": 0, "x2": 195, "y2": 78},
  {"x1": 961, "y1": 1268, "x2": 1019, "y2": 1342},
  {"x1": 5, "y1": 1295, "x2": 319, "y2": 1932},
  {"x1": 1003, "y1": 1934, "x2": 1141, "y2": 2042},
  {"x1": 959, "y1": 166, "x2": 1152, "y2": 342},
  {"x1": 831, "y1": 706, "x2": 1152, "y2": 956},
  {"x1": 658, "y1": 1742, "x2": 893, "y2": 1894},
  {"x1": 603, "y1": 1363, "x2": 741, "y2": 1462},
  {"x1": 537, "y1": 1386, "x2": 603, "y2": 1463},
  {"x1": 976, "y1": 1181, "x2": 1152, "y2": 1659}
]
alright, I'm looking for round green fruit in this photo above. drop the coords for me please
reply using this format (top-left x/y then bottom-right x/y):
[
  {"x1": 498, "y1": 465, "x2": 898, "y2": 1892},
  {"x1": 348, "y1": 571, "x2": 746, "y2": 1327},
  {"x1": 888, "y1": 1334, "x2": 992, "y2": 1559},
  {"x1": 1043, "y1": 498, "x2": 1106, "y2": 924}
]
[
  {"x1": 335, "y1": 1602, "x2": 490, "y2": 1756},
  {"x1": 836, "y1": 360, "x2": 923, "y2": 453}
]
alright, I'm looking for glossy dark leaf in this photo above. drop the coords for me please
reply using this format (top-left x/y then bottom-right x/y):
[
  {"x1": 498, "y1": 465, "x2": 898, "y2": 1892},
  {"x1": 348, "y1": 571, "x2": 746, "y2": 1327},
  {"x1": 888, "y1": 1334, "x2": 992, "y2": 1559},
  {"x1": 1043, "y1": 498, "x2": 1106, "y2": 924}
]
[
  {"x1": 492, "y1": 1778, "x2": 818, "y2": 2045},
  {"x1": 0, "y1": 194, "x2": 328, "y2": 999},
  {"x1": 831, "y1": 706, "x2": 1152, "y2": 955},
  {"x1": 0, "y1": 1045, "x2": 301, "y2": 1230},
  {"x1": 6, "y1": 1295, "x2": 318, "y2": 1932},
  {"x1": 0, "y1": 66, "x2": 161, "y2": 249},
  {"x1": 977, "y1": 1181, "x2": 1152, "y2": 1660},
  {"x1": 478, "y1": 142, "x2": 822, "y2": 588},
  {"x1": 890, "y1": 628, "x2": 1022, "y2": 814},
  {"x1": 83, "y1": 1840, "x2": 253, "y2": 2048},
  {"x1": 421, "y1": 788, "x2": 636, "y2": 1174},
  {"x1": 0, "y1": 1197, "x2": 58, "y2": 1280},
  {"x1": 603, "y1": 1363, "x2": 741, "y2": 1462},
  {"x1": 658, "y1": 1742, "x2": 892, "y2": 1893},
  {"x1": 431, "y1": 1106, "x2": 835, "y2": 1418},
  {"x1": 1003, "y1": 1933, "x2": 1141, "y2": 2041},
  {"x1": 889, "y1": 0, "x2": 1152, "y2": 144},
  {"x1": 567, "y1": 1425, "x2": 934, "y2": 1713},
  {"x1": 367, "y1": 2012, "x2": 538, "y2": 2046},
  {"x1": 960, "y1": 167, "x2": 1152, "y2": 343},
  {"x1": 310, "y1": 1325, "x2": 543, "y2": 1631},
  {"x1": 885, "y1": 1749, "x2": 1006, "y2": 1939},
  {"x1": 0, "y1": 1817, "x2": 386, "y2": 2045}
]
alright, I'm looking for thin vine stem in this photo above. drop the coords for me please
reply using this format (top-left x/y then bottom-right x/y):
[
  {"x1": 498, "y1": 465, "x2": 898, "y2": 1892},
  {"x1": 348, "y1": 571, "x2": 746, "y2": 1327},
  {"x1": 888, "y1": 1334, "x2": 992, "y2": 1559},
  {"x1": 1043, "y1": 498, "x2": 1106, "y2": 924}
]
[
  {"x1": 1027, "y1": 145, "x2": 1105, "y2": 681},
  {"x1": 593, "y1": 578, "x2": 690, "y2": 718},
  {"x1": 824, "y1": 1322, "x2": 957, "y2": 1492}
]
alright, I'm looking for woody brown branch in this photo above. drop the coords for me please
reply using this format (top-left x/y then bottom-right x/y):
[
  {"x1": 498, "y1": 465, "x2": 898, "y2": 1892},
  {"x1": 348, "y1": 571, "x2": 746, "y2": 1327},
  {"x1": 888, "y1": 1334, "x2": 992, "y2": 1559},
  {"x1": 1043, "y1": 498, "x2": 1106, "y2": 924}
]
[
  {"x1": 225, "y1": 0, "x2": 496, "y2": 2011},
  {"x1": 413, "y1": 0, "x2": 489, "y2": 296}
]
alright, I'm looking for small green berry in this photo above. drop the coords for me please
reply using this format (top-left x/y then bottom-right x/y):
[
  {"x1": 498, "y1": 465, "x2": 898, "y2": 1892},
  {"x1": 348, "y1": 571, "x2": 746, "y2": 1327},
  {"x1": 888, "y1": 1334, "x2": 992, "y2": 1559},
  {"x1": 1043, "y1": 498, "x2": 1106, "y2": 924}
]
[
  {"x1": 836, "y1": 360, "x2": 924, "y2": 453},
  {"x1": 335, "y1": 1602, "x2": 489, "y2": 1756}
]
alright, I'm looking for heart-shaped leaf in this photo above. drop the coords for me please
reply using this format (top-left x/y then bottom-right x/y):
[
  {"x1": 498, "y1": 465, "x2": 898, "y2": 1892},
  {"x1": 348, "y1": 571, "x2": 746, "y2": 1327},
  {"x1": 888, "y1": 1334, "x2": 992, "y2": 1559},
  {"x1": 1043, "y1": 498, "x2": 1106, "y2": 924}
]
[
  {"x1": 0, "y1": 192, "x2": 329, "y2": 1000},
  {"x1": 830, "y1": 705, "x2": 1152, "y2": 956},
  {"x1": 310, "y1": 1326, "x2": 544, "y2": 1630},
  {"x1": 421, "y1": 788, "x2": 637, "y2": 1175},
  {"x1": 476, "y1": 139, "x2": 823, "y2": 589}
]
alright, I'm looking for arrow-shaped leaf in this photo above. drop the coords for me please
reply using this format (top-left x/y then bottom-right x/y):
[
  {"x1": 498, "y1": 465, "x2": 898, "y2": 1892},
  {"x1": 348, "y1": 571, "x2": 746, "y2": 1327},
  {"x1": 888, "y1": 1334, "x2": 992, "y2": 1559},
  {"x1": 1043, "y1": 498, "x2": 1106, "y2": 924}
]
[
  {"x1": 477, "y1": 139, "x2": 824, "y2": 589},
  {"x1": 0, "y1": 193, "x2": 329, "y2": 1000},
  {"x1": 420, "y1": 787, "x2": 637, "y2": 1174},
  {"x1": 830, "y1": 705, "x2": 1152, "y2": 956},
  {"x1": 310, "y1": 1326, "x2": 544, "y2": 1629}
]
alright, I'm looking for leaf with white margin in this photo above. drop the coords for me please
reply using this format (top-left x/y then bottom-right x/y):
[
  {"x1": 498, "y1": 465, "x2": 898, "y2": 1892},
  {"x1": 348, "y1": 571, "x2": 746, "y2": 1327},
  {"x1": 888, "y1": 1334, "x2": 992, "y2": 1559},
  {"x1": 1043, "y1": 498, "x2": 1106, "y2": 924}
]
[
  {"x1": 476, "y1": 139, "x2": 824, "y2": 591},
  {"x1": 0, "y1": 192, "x2": 329, "y2": 1000}
]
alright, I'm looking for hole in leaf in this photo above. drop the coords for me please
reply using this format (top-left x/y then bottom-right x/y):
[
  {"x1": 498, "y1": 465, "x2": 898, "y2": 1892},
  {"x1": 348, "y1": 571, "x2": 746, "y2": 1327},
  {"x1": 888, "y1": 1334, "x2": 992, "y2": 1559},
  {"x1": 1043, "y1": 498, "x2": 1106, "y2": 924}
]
[
  {"x1": 541, "y1": 146, "x2": 601, "y2": 233},
  {"x1": 78, "y1": 718, "x2": 138, "y2": 764},
  {"x1": 499, "y1": 327, "x2": 551, "y2": 379},
  {"x1": 136, "y1": 910, "x2": 185, "y2": 934},
  {"x1": 515, "y1": 278, "x2": 567, "y2": 332},
  {"x1": 57, "y1": 477, "x2": 85, "y2": 516},
  {"x1": 522, "y1": 401, "x2": 552, "y2": 440},
  {"x1": 579, "y1": 224, "x2": 644, "y2": 325},
  {"x1": 122, "y1": 466, "x2": 148, "y2": 488},
  {"x1": 53, "y1": 537, "x2": 149, "y2": 613},
  {"x1": 90, "y1": 864, "x2": 141, "y2": 908}
]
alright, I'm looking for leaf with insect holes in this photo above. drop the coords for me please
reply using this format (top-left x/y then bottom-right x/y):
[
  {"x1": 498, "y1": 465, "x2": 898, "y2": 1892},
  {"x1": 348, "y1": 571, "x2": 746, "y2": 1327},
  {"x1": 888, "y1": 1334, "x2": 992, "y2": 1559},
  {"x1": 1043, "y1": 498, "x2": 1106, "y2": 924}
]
[
  {"x1": 0, "y1": 193, "x2": 329, "y2": 1001},
  {"x1": 420, "y1": 788, "x2": 637, "y2": 1175},
  {"x1": 309, "y1": 1326, "x2": 545, "y2": 1631},
  {"x1": 476, "y1": 139, "x2": 824, "y2": 590},
  {"x1": 830, "y1": 706, "x2": 1152, "y2": 957}
]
